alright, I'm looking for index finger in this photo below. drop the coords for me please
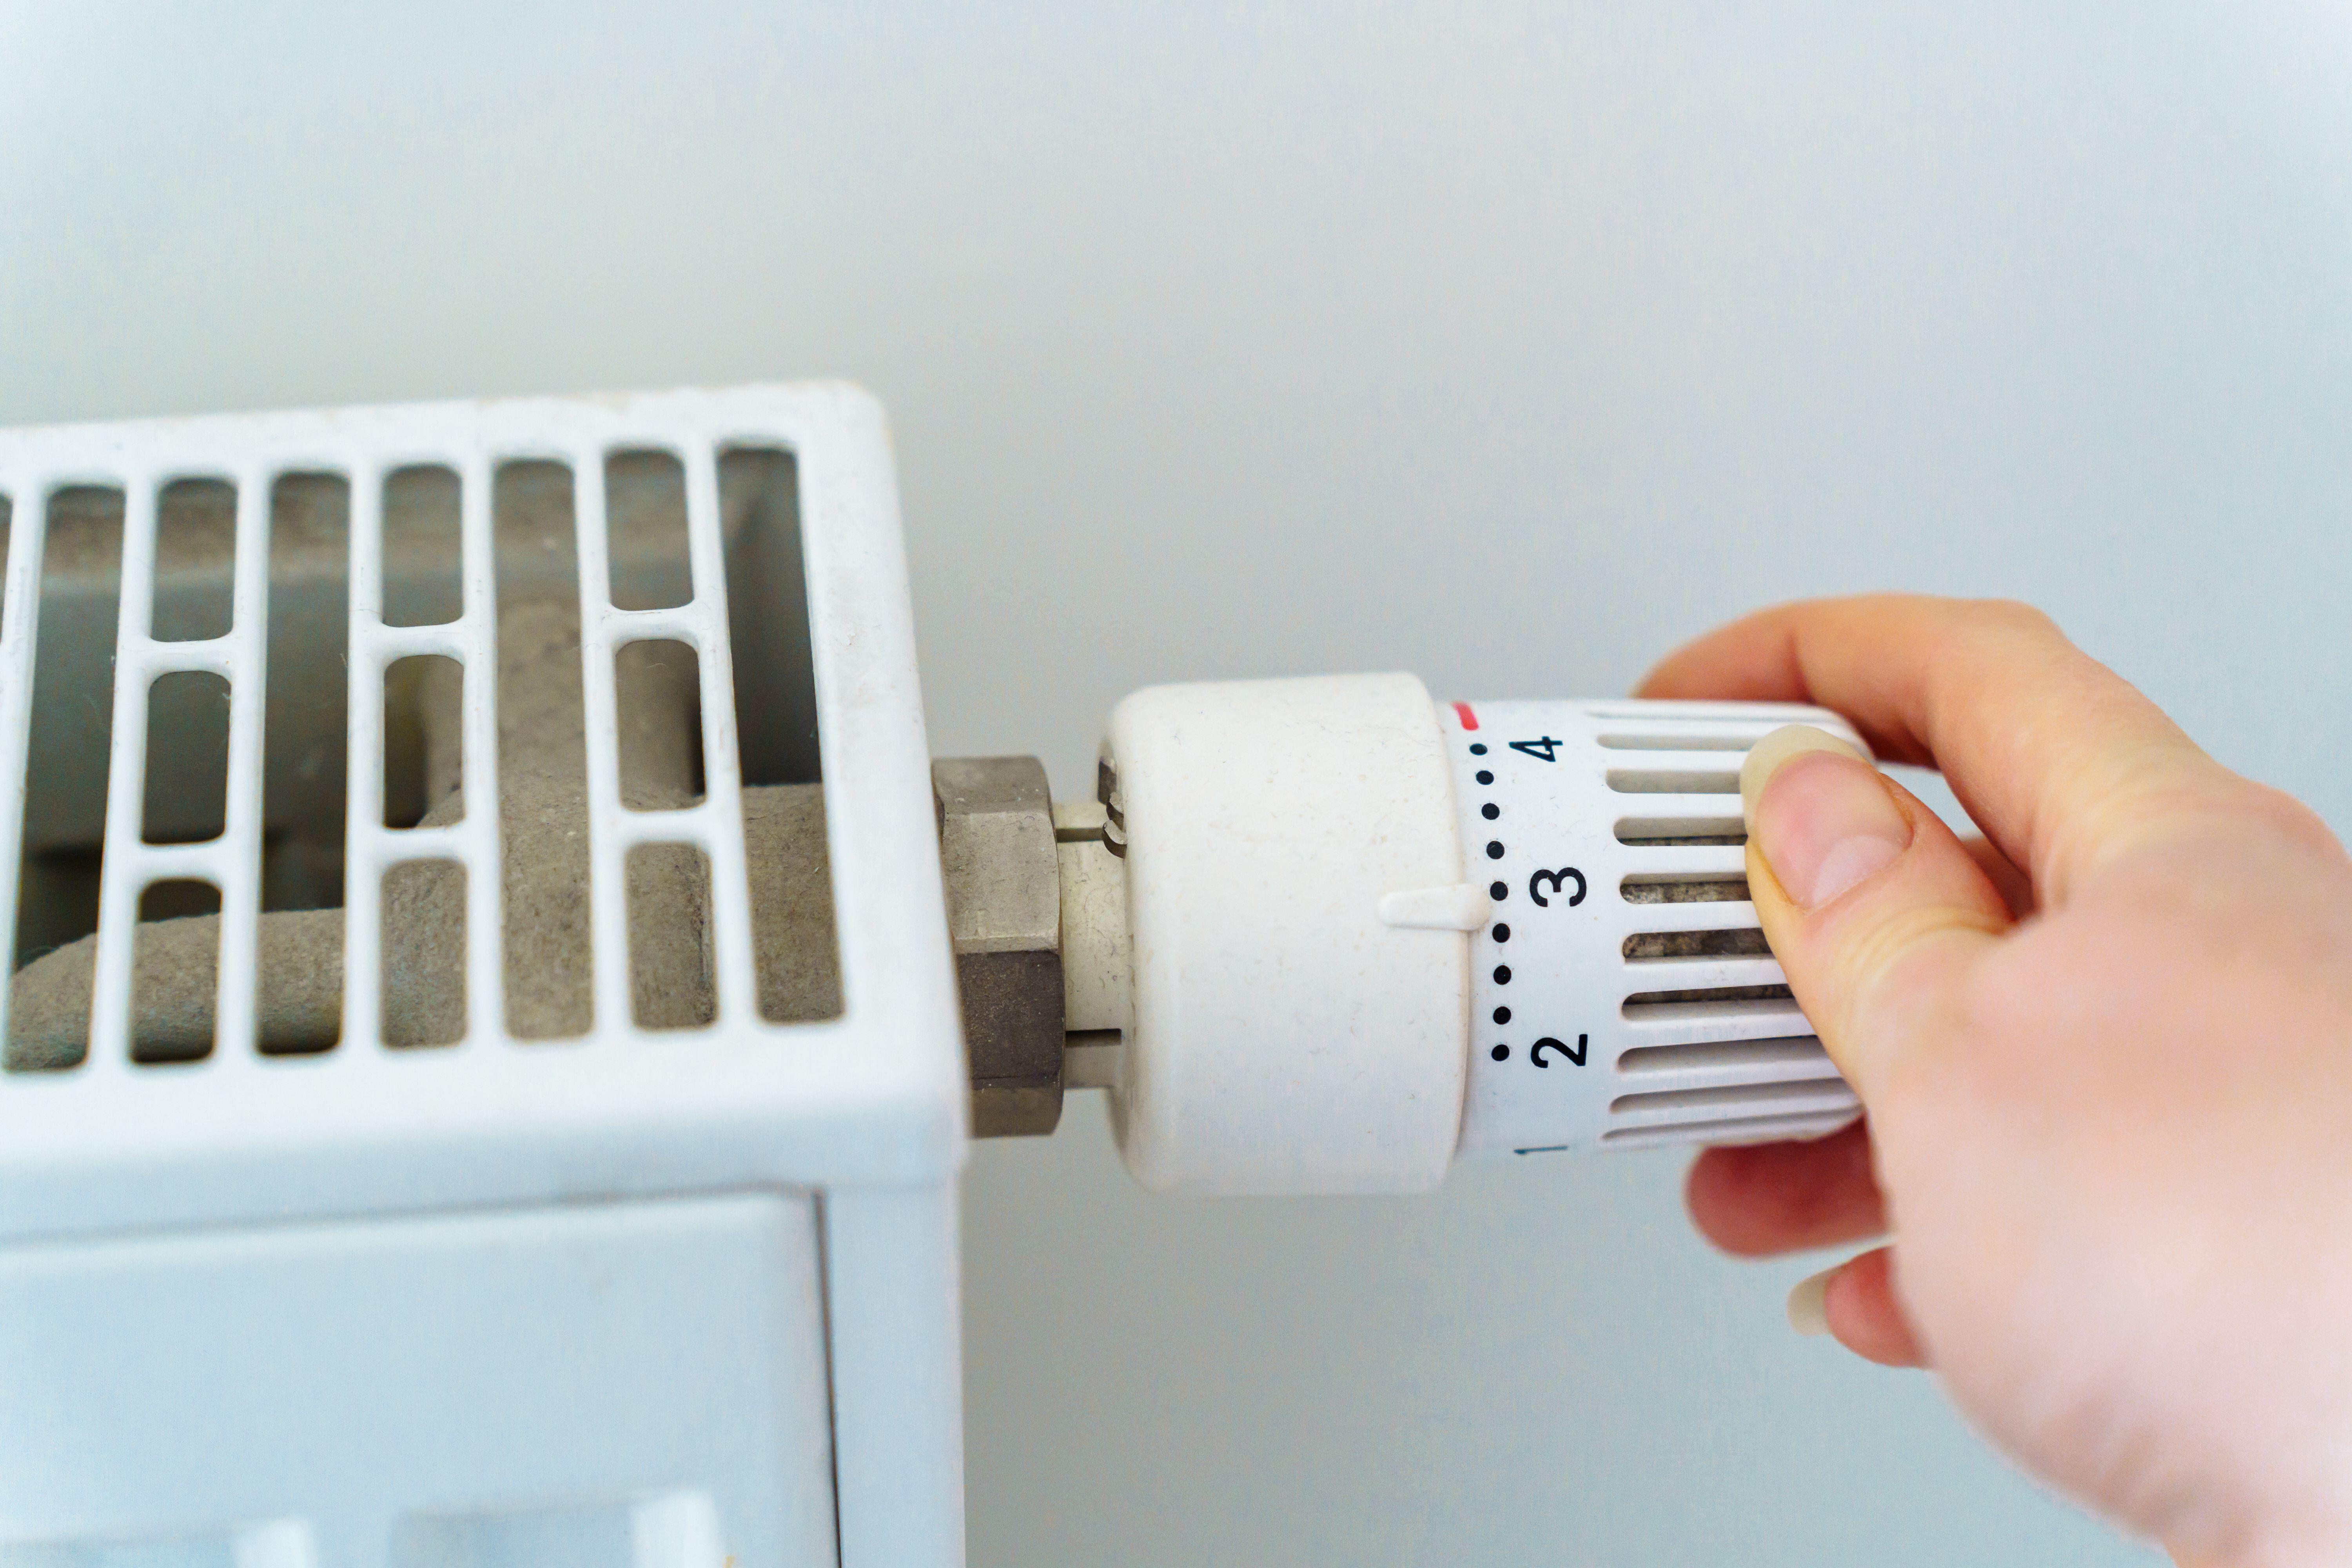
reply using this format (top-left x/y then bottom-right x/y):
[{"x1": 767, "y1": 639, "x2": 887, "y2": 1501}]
[{"x1": 1638, "y1": 595, "x2": 2235, "y2": 905}]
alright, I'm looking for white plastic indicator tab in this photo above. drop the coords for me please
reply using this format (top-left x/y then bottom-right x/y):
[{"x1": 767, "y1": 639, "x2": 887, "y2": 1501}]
[
  {"x1": 1094, "y1": 674, "x2": 1867, "y2": 1194},
  {"x1": 1439, "y1": 699, "x2": 1863, "y2": 1157}
]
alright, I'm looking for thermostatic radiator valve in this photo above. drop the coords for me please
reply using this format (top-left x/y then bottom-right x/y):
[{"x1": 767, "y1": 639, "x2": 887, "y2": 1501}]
[{"x1": 944, "y1": 674, "x2": 1869, "y2": 1194}]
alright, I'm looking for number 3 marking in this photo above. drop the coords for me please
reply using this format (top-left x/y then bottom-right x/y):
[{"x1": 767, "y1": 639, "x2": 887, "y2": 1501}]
[{"x1": 1528, "y1": 867, "x2": 1586, "y2": 908}]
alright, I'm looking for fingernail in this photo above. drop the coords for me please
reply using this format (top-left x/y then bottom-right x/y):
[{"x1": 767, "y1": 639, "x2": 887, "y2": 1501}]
[
  {"x1": 1740, "y1": 725, "x2": 1910, "y2": 908},
  {"x1": 1787, "y1": 1265, "x2": 1835, "y2": 1336}
]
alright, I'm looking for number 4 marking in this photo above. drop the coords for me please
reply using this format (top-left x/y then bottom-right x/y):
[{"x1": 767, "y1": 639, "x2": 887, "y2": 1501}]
[{"x1": 1508, "y1": 736, "x2": 1562, "y2": 762}]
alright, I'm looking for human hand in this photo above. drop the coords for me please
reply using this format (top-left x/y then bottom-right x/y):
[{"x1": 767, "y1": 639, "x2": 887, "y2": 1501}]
[{"x1": 1640, "y1": 596, "x2": 2352, "y2": 1568}]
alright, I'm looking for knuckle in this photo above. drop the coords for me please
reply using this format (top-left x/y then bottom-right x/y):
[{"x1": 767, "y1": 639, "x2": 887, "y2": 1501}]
[
  {"x1": 1914, "y1": 600, "x2": 2067, "y2": 699},
  {"x1": 2234, "y1": 781, "x2": 2345, "y2": 861},
  {"x1": 2057, "y1": 771, "x2": 2343, "y2": 892},
  {"x1": 1956, "y1": 597, "x2": 2063, "y2": 644}
]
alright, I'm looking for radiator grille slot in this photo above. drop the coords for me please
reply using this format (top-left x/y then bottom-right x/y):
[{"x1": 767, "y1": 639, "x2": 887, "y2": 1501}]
[
  {"x1": 1622, "y1": 984, "x2": 1795, "y2": 1017},
  {"x1": 1599, "y1": 1107, "x2": 1855, "y2": 1147},
  {"x1": 382, "y1": 464, "x2": 464, "y2": 628},
  {"x1": 1605, "y1": 768, "x2": 1740, "y2": 795},
  {"x1": 143, "y1": 671, "x2": 231, "y2": 845},
  {"x1": 261, "y1": 471, "x2": 350, "y2": 919},
  {"x1": 12, "y1": 487, "x2": 121, "y2": 985},
  {"x1": 152, "y1": 478, "x2": 237, "y2": 642},
  {"x1": 1616, "y1": 1034, "x2": 1832, "y2": 1076},
  {"x1": 128, "y1": 879, "x2": 221, "y2": 1065},
  {"x1": 606, "y1": 449, "x2": 693, "y2": 612},
  {"x1": 1615, "y1": 816, "x2": 1746, "y2": 846},
  {"x1": 1596, "y1": 733, "x2": 1759, "y2": 751},
  {"x1": 1622, "y1": 927, "x2": 1770, "y2": 962},
  {"x1": 1610, "y1": 1078, "x2": 1854, "y2": 1116},
  {"x1": 1621, "y1": 873, "x2": 1750, "y2": 904}
]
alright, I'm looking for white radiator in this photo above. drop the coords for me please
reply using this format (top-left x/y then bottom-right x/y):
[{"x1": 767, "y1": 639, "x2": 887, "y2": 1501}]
[{"x1": 0, "y1": 385, "x2": 967, "y2": 1568}]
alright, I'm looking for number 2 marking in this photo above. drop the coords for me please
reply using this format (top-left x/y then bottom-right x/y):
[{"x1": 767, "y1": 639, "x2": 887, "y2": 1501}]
[
  {"x1": 1528, "y1": 867, "x2": 1586, "y2": 908},
  {"x1": 1530, "y1": 1035, "x2": 1588, "y2": 1068}
]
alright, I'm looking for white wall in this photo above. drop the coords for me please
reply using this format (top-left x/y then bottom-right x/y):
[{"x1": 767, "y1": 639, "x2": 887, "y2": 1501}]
[{"x1": 7, "y1": 4, "x2": 2347, "y2": 1561}]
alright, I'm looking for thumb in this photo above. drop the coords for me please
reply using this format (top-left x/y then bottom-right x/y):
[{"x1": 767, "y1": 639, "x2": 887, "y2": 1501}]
[{"x1": 1739, "y1": 727, "x2": 2013, "y2": 1102}]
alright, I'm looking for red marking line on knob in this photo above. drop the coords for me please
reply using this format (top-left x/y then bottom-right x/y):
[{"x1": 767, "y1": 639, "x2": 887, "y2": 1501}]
[{"x1": 1452, "y1": 701, "x2": 1479, "y2": 731}]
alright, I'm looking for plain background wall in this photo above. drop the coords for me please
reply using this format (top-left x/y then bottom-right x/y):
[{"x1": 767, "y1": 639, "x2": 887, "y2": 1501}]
[{"x1": 6, "y1": 3, "x2": 2348, "y2": 1562}]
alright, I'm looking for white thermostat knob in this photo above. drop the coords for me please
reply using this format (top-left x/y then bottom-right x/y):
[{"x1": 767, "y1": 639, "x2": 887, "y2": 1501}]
[{"x1": 1087, "y1": 674, "x2": 1866, "y2": 1195}]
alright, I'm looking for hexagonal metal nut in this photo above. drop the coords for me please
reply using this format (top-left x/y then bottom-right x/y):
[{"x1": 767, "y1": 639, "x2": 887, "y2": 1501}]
[{"x1": 933, "y1": 756, "x2": 1065, "y2": 1137}]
